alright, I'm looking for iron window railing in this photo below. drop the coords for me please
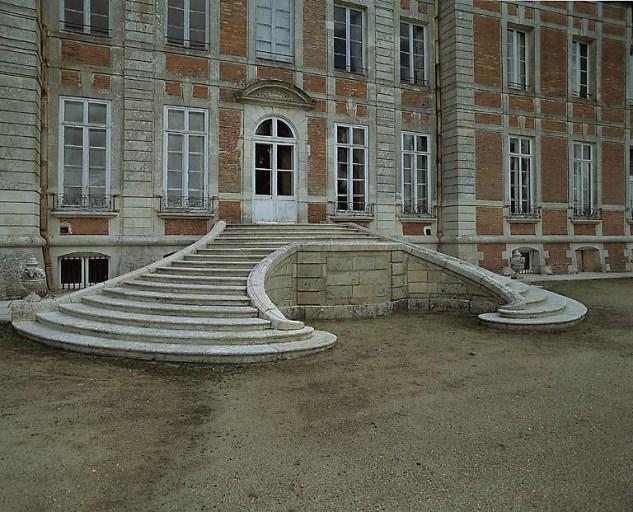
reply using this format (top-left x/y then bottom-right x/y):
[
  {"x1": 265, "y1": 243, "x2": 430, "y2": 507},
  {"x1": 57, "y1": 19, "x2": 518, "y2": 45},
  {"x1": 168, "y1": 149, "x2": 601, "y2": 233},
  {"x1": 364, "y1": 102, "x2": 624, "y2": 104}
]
[
  {"x1": 508, "y1": 205, "x2": 541, "y2": 219},
  {"x1": 54, "y1": 193, "x2": 114, "y2": 211},
  {"x1": 572, "y1": 206, "x2": 601, "y2": 220},
  {"x1": 160, "y1": 195, "x2": 214, "y2": 212}
]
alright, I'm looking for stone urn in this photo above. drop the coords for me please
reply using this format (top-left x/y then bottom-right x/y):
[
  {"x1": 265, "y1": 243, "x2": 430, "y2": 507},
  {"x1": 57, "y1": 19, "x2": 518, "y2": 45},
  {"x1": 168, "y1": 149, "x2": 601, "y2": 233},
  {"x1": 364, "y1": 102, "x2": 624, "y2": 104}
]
[
  {"x1": 510, "y1": 250, "x2": 526, "y2": 279},
  {"x1": 21, "y1": 257, "x2": 47, "y2": 301}
]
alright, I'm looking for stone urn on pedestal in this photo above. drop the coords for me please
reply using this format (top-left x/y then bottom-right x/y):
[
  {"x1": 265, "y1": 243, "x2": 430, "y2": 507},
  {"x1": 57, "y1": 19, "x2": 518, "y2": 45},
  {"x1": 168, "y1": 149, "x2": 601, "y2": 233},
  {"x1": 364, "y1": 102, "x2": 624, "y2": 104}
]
[
  {"x1": 21, "y1": 257, "x2": 47, "y2": 301},
  {"x1": 510, "y1": 250, "x2": 526, "y2": 279}
]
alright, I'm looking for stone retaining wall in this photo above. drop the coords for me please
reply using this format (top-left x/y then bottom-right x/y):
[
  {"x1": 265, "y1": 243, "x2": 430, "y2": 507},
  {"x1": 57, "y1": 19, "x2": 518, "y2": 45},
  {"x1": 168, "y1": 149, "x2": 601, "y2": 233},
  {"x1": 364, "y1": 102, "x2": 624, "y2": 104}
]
[{"x1": 264, "y1": 244, "x2": 502, "y2": 321}]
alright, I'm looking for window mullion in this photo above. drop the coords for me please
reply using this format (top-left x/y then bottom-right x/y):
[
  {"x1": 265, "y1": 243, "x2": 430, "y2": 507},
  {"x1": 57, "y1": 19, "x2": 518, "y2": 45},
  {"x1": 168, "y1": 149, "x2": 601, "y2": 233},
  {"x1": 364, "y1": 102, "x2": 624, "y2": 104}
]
[
  {"x1": 183, "y1": 112, "x2": 189, "y2": 199},
  {"x1": 346, "y1": 8, "x2": 351, "y2": 72},
  {"x1": 409, "y1": 24, "x2": 415, "y2": 83}
]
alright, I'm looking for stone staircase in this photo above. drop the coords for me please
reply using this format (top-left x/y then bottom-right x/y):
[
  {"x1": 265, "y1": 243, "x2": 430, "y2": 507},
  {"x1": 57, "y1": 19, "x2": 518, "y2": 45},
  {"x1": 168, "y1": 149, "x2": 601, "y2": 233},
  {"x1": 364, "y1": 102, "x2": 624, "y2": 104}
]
[
  {"x1": 12, "y1": 224, "x2": 378, "y2": 363},
  {"x1": 478, "y1": 278, "x2": 587, "y2": 330},
  {"x1": 12, "y1": 222, "x2": 587, "y2": 363}
]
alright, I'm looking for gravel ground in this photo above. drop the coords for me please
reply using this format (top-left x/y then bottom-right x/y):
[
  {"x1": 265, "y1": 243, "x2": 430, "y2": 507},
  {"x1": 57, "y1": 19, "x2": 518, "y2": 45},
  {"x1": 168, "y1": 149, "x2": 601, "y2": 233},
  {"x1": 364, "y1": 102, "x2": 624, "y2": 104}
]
[{"x1": 0, "y1": 279, "x2": 632, "y2": 512}]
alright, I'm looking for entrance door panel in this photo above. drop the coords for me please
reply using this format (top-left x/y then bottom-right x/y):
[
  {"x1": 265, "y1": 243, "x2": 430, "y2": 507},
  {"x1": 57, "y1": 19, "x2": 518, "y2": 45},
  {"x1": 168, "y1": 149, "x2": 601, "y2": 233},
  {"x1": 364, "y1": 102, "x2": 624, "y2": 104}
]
[{"x1": 253, "y1": 140, "x2": 296, "y2": 224}]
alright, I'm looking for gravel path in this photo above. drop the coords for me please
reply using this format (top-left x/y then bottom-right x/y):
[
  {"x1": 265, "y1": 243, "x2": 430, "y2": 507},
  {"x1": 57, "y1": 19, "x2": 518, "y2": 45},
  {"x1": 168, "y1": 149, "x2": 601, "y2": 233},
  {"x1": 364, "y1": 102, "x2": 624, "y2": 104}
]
[{"x1": 1, "y1": 279, "x2": 632, "y2": 511}]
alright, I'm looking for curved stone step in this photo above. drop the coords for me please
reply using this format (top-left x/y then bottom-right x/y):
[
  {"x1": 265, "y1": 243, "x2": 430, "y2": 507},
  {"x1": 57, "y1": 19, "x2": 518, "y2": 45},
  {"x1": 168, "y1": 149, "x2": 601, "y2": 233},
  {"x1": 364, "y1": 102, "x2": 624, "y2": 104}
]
[
  {"x1": 140, "y1": 273, "x2": 247, "y2": 285},
  {"x1": 58, "y1": 303, "x2": 269, "y2": 331},
  {"x1": 479, "y1": 295, "x2": 587, "y2": 330},
  {"x1": 82, "y1": 294, "x2": 258, "y2": 317},
  {"x1": 102, "y1": 287, "x2": 251, "y2": 305},
  {"x1": 13, "y1": 321, "x2": 337, "y2": 363},
  {"x1": 498, "y1": 291, "x2": 567, "y2": 319},
  {"x1": 182, "y1": 255, "x2": 264, "y2": 263},
  {"x1": 196, "y1": 247, "x2": 275, "y2": 255},
  {"x1": 36, "y1": 311, "x2": 314, "y2": 344},
  {"x1": 122, "y1": 280, "x2": 247, "y2": 295},
  {"x1": 158, "y1": 266, "x2": 252, "y2": 276}
]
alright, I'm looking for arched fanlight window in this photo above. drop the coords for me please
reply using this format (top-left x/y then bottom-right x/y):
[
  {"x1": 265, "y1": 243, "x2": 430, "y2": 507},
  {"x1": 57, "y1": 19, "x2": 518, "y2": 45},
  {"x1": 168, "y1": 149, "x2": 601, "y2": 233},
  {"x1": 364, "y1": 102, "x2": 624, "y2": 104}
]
[{"x1": 255, "y1": 118, "x2": 294, "y2": 139}]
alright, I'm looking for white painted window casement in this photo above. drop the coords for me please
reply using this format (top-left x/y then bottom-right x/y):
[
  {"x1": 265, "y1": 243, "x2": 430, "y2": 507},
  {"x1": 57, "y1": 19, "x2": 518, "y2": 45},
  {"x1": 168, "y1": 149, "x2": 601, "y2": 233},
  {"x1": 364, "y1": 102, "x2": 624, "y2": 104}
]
[
  {"x1": 334, "y1": 5, "x2": 364, "y2": 74},
  {"x1": 336, "y1": 124, "x2": 368, "y2": 212},
  {"x1": 166, "y1": 0, "x2": 208, "y2": 49},
  {"x1": 400, "y1": 22, "x2": 426, "y2": 85},
  {"x1": 255, "y1": 0, "x2": 293, "y2": 61},
  {"x1": 508, "y1": 137, "x2": 535, "y2": 216},
  {"x1": 507, "y1": 29, "x2": 528, "y2": 91},
  {"x1": 571, "y1": 40, "x2": 591, "y2": 99},
  {"x1": 61, "y1": 0, "x2": 110, "y2": 36},
  {"x1": 572, "y1": 142, "x2": 597, "y2": 218},
  {"x1": 629, "y1": 148, "x2": 633, "y2": 218},
  {"x1": 59, "y1": 97, "x2": 111, "y2": 209},
  {"x1": 401, "y1": 133, "x2": 431, "y2": 215},
  {"x1": 163, "y1": 107, "x2": 209, "y2": 210},
  {"x1": 59, "y1": 253, "x2": 109, "y2": 290}
]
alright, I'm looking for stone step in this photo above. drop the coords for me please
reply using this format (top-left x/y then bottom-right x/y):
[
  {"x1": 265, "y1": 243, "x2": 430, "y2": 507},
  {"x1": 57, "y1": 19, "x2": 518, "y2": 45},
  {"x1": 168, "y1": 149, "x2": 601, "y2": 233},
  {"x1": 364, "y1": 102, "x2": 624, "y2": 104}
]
[
  {"x1": 225, "y1": 224, "x2": 352, "y2": 230},
  {"x1": 158, "y1": 266, "x2": 252, "y2": 276},
  {"x1": 205, "y1": 241, "x2": 290, "y2": 248},
  {"x1": 217, "y1": 233, "x2": 374, "y2": 240},
  {"x1": 13, "y1": 321, "x2": 337, "y2": 363},
  {"x1": 36, "y1": 311, "x2": 314, "y2": 345},
  {"x1": 521, "y1": 286, "x2": 548, "y2": 306},
  {"x1": 82, "y1": 294, "x2": 258, "y2": 317},
  {"x1": 498, "y1": 293, "x2": 567, "y2": 319},
  {"x1": 58, "y1": 303, "x2": 269, "y2": 331},
  {"x1": 103, "y1": 287, "x2": 251, "y2": 306},
  {"x1": 122, "y1": 280, "x2": 247, "y2": 295},
  {"x1": 174, "y1": 259, "x2": 260, "y2": 268},
  {"x1": 140, "y1": 273, "x2": 247, "y2": 285},
  {"x1": 195, "y1": 247, "x2": 275, "y2": 255}
]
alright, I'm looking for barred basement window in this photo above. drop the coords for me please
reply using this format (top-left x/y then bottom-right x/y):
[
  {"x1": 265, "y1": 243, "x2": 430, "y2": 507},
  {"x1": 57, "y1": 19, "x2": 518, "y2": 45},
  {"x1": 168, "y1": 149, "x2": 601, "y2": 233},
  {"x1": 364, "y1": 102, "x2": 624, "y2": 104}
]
[
  {"x1": 334, "y1": 5, "x2": 364, "y2": 74},
  {"x1": 508, "y1": 137, "x2": 534, "y2": 216},
  {"x1": 256, "y1": 0, "x2": 293, "y2": 61},
  {"x1": 401, "y1": 133, "x2": 431, "y2": 215},
  {"x1": 400, "y1": 22, "x2": 426, "y2": 85},
  {"x1": 163, "y1": 107, "x2": 209, "y2": 209},
  {"x1": 60, "y1": 254, "x2": 109, "y2": 290},
  {"x1": 507, "y1": 29, "x2": 528, "y2": 90},
  {"x1": 572, "y1": 142, "x2": 596, "y2": 218},
  {"x1": 571, "y1": 41, "x2": 591, "y2": 99},
  {"x1": 59, "y1": 97, "x2": 111, "y2": 209},
  {"x1": 61, "y1": 0, "x2": 110, "y2": 36},
  {"x1": 166, "y1": 0, "x2": 208, "y2": 49},
  {"x1": 336, "y1": 124, "x2": 368, "y2": 212}
]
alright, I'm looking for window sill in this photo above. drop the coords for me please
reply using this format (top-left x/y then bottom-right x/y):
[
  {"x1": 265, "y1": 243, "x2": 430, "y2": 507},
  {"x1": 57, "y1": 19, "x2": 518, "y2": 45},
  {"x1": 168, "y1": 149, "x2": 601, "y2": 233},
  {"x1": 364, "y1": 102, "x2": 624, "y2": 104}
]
[
  {"x1": 164, "y1": 44, "x2": 211, "y2": 59},
  {"x1": 55, "y1": 29, "x2": 112, "y2": 44},
  {"x1": 399, "y1": 214, "x2": 435, "y2": 223},
  {"x1": 51, "y1": 210, "x2": 118, "y2": 218},
  {"x1": 571, "y1": 217, "x2": 601, "y2": 225},
  {"x1": 255, "y1": 56, "x2": 294, "y2": 66},
  {"x1": 330, "y1": 213, "x2": 375, "y2": 222},
  {"x1": 507, "y1": 216, "x2": 540, "y2": 224},
  {"x1": 157, "y1": 211, "x2": 214, "y2": 219},
  {"x1": 400, "y1": 80, "x2": 432, "y2": 91},
  {"x1": 333, "y1": 69, "x2": 368, "y2": 81},
  {"x1": 504, "y1": 86, "x2": 532, "y2": 96}
]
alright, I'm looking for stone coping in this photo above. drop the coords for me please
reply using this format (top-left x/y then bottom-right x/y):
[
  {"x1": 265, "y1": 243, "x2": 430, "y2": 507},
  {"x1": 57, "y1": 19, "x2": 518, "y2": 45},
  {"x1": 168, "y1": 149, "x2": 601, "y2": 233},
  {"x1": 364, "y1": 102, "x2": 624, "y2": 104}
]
[{"x1": 11, "y1": 221, "x2": 227, "y2": 322}]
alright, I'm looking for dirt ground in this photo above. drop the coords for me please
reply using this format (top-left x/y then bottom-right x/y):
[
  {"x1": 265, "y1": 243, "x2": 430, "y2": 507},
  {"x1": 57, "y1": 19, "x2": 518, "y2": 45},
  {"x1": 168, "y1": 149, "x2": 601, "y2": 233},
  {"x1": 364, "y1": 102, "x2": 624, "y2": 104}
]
[{"x1": 1, "y1": 279, "x2": 632, "y2": 512}]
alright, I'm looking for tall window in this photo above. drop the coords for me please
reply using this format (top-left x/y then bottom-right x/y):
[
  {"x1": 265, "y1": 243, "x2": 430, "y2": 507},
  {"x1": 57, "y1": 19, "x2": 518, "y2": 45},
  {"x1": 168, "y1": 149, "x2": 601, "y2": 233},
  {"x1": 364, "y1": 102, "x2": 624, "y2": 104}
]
[
  {"x1": 571, "y1": 41, "x2": 590, "y2": 99},
  {"x1": 59, "y1": 98, "x2": 110, "y2": 209},
  {"x1": 401, "y1": 133, "x2": 431, "y2": 215},
  {"x1": 400, "y1": 23, "x2": 426, "y2": 85},
  {"x1": 62, "y1": 0, "x2": 109, "y2": 36},
  {"x1": 508, "y1": 137, "x2": 534, "y2": 216},
  {"x1": 256, "y1": 0, "x2": 293, "y2": 61},
  {"x1": 334, "y1": 5, "x2": 364, "y2": 74},
  {"x1": 166, "y1": 0, "x2": 207, "y2": 49},
  {"x1": 336, "y1": 125, "x2": 367, "y2": 212},
  {"x1": 164, "y1": 107, "x2": 208, "y2": 209},
  {"x1": 572, "y1": 143, "x2": 595, "y2": 217},
  {"x1": 507, "y1": 29, "x2": 527, "y2": 90},
  {"x1": 629, "y1": 148, "x2": 633, "y2": 217}
]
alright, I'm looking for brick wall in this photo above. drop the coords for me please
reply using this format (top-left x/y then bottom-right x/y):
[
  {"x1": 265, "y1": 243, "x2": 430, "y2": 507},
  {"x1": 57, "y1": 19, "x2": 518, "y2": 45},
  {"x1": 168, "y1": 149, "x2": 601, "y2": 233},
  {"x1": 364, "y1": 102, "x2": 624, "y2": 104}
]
[
  {"x1": 473, "y1": 15, "x2": 500, "y2": 87},
  {"x1": 542, "y1": 209, "x2": 568, "y2": 235},
  {"x1": 308, "y1": 203, "x2": 327, "y2": 224},
  {"x1": 602, "y1": 142, "x2": 625, "y2": 205},
  {"x1": 218, "y1": 201, "x2": 241, "y2": 224},
  {"x1": 220, "y1": 0, "x2": 247, "y2": 56},
  {"x1": 605, "y1": 243, "x2": 628, "y2": 272},
  {"x1": 303, "y1": 0, "x2": 326, "y2": 69},
  {"x1": 307, "y1": 117, "x2": 327, "y2": 196},
  {"x1": 478, "y1": 244, "x2": 506, "y2": 273},
  {"x1": 602, "y1": 40, "x2": 625, "y2": 107},
  {"x1": 544, "y1": 243, "x2": 571, "y2": 274},
  {"x1": 475, "y1": 131, "x2": 502, "y2": 200},
  {"x1": 164, "y1": 219, "x2": 208, "y2": 235},
  {"x1": 541, "y1": 137, "x2": 567, "y2": 203},
  {"x1": 218, "y1": 110, "x2": 242, "y2": 194},
  {"x1": 59, "y1": 217, "x2": 108, "y2": 235},
  {"x1": 476, "y1": 207, "x2": 503, "y2": 235},
  {"x1": 540, "y1": 28, "x2": 566, "y2": 97},
  {"x1": 62, "y1": 40, "x2": 111, "y2": 67}
]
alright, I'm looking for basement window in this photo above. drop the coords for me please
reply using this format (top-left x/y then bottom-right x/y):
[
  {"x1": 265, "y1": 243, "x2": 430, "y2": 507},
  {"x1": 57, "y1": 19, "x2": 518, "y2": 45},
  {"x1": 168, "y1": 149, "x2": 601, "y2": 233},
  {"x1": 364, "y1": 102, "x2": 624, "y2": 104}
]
[
  {"x1": 61, "y1": 0, "x2": 110, "y2": 36},
  {"x1": 60, "y1": 254, "x2": 109, "y2": 290}
]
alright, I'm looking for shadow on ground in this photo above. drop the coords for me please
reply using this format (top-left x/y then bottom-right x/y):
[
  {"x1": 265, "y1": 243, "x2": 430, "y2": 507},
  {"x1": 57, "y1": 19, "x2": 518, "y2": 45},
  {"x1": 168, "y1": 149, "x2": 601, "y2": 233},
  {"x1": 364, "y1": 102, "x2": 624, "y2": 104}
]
[{"x1": 1, "y1": 280, "x2": 632, "y2": 511}]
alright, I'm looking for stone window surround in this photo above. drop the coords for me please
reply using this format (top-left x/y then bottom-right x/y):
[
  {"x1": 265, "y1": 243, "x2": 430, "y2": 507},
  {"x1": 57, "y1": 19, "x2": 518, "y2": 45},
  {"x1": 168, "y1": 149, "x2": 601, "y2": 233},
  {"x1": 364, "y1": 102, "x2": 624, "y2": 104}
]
[
  {"x1": 570, "y1": 141, "x2": 598, "y2": 220},
  {"x1": 254, "y1": 0, "x2": 294, "y2": 63},
  {"x1": 58, "y1": 0, "x2": 111, "y2": 37},
  {"x1": 333, "y1": 3, "x2": 366, "y2": 75},
  {"x1": 400, "y1": 131, "x2": 432, "y2": 217},
  {"x1": 507, "y1": 135, "x2": 535, "y2": 217},
  {"x1": 399, "y1": 20, "x2": 427, "y2": 86},
  {"x1": 570, "y1": 38, "x2": 594, "y2": 100},
  {"x1": 335, "y1": 123, "x2": 369, "y2": 214}
]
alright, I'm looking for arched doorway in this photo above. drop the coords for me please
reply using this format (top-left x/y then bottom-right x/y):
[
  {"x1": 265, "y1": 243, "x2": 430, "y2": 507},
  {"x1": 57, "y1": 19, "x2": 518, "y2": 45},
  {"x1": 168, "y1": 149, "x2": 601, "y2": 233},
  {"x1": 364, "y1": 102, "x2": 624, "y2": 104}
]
[{"x1": 252, "y1": 117, "x2": 297, "y2": 223}]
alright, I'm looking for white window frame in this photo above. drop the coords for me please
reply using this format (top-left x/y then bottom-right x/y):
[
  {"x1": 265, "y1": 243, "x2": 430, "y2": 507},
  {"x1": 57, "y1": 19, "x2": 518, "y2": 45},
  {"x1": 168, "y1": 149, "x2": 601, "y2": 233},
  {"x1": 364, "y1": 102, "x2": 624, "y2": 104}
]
[
  {"x1": 60, "y1": 0, "x2": 111, "y2": 36},
  {"x1": 58, "y1": 96, "x2": 112, "y2": 208},
  {"x1": 166, "y1": 0, "x2": 209, "y2": 49},
  {"x1": 508, "y1": 136, "x2": 534, "y2": 216},
  {"x1": 255, "y1": 0, "x2": 294, "y2": 62},
  {"x1": 629, "y1": 147, "x2": 633, "y2": 217},
  {"x1": 400, "y1": 132, "x2": 432, "y2": 216},
  {"x1": 507, "y1": 28, "x2": 528, "y2": 91},
  {"x1": 400, "y1": 22, "x2": 427, "y2": 85},
  {"x1": 59, "y1": 253, "x2": 109, "y2": 290},
  {"x1": 335, "y1": 124, "x2": 368, "y2": 213},
  {"x1": 163, "y1": 106, "x2": 209, "y2": 209},
  {"x1": 334, "y1": 4, "x2": 365, "y2": 74},
  {"x1": 571, "y1": 40, "x2": 591, "y2": 99},
  {"x1": 572, "y1": 142, "x2": 596, "y2": 217}
]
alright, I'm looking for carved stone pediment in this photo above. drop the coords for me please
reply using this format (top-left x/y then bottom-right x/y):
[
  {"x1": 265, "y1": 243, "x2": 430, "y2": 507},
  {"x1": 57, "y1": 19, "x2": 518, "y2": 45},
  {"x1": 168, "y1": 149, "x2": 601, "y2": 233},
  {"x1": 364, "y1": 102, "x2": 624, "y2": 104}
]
[{"x1": 235, "y1": 80, "x2": 316, "y2": 110}]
